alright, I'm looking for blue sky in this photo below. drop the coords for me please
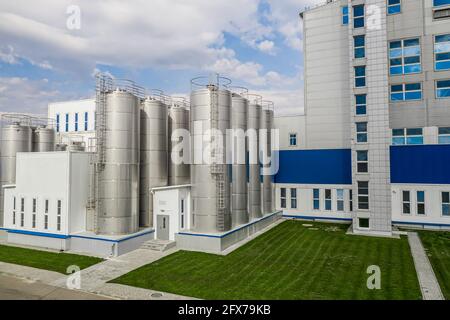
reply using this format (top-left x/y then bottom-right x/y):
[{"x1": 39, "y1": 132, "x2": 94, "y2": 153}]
[{"x1": 0, "y1": 0, "x2": 322, "y2": 115}]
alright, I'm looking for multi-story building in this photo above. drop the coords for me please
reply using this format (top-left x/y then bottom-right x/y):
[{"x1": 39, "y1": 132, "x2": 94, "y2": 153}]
[{"x1": 273, "y1": 0, "x2": 450, "y2": 233}]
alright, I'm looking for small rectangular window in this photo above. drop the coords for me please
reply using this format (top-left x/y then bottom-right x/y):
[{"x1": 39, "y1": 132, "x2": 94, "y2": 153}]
[
  {"x1": 357, "y1": 150, "x2": 368, "y2": 173},
  {"x1": 84, "y1": 112, "x2": 89, "y2": 131},
  {"x1": 402, "y1": 191, "x2": 411, "y2": 214},
  {"x1": 392, "y1": 128, "x2": 423, "y2": 145},
  {"x1": 353, "y1": 5, "x2": 365, "y2": 28},
  {"x1": 342, "y1": 6, "x2": 349, "y2": 25},
  {"x1": 438, "y1": 127, "x2": 450, "y2": 144},
  {"x1": 442, "y1": 192, "x2": 450, "y2": 216},
  {"x1": 313, "y1": 189, "x2": 320, "y2": 210},
  {"x1": 57, "y1": 200, "x2": 62, "y2": 231},
  {"x1": 389, "y1": 38, "x2": 421, "y2": 75},
  {"x1": 74, "y1": 113, "x2": 79, "y2": 132},
  {"x1": 56, "y1": 114, "x2": 60, "y2": 132},
  {"x1": 181, "y1": 199, "x2": 184, "y2": 214},
  {"x1": 290, "y1": 188, "x2": 297, "y2": 209},
  {"x1": 32, "y1": 214, "x2": 36, "y2": 228},
  {"x1": 32, "y1": 198, "x2": 36, "y2": 213},
  {"x1": 417, "y1": 191, "x2": 425, "y2": 215},
  {"x1": 435, "y1": 34, "x2": 450, "y2": 71},
  {"x1": 390, "y1": 83, "x2": 422, "y2": 101},
  {"x1": 280, "y1": 188, "x2": 286, "y2": 209},
  {"x1": 325, "y1": 189, "x2": 332, "y2": 211},
  {"x1": 358, "y1": 181, "x2": 369, "y2": 210},
  {"x1": 44, "y1": 215, "x2": 48, "y2": 230},
  {"x1": 12, "y1": 197, "x2": 16, "y2": 225},
  {"x1": 354, "y1": 35, "x2": 365, "y2": 58},
  {"x1": 359, "y1": 218, "x2": 369, "y2": 228},
  {"x1": 434, "y1": 0, "x2": 450, "y2": 8},
  {"x1": 388, "y1": 0, "x2": 401, "y2": 14},
  {"x1": 65, "y1": 113, "x2": 69, "y2": 132},
  {"x1": 354, "y1": 66, "x2": 366, "y2": 87},
  {"x1": 349, "y1": 190, "x2": 353, "y2": 212},
  {"x1": 355, "y1": 94, "x2": 367, "y2": 115},
  {"x1": 45, "y1": 199, "x2": 49, "y2": 214},
  {"x1": 20, "y1": 197, "x2": 25, "y2": 212},
  {"x1": 181, "y1": 214, "x2": 185, "y2": 229},
  {"x1": 436, "y1": 79, "x2": 450, "y2": 98},
  {"x1": 57, "y1": 200, "x2": 62, "y2": 216},
  {"x1": 337, "y1": 189, "x2": 344, "y2": 211},
  {"x1": 289, "y1": 133, "x2": 297, "y2": 146},
  {"x1": 356, "y1": 122, "x2": 368, "y2": 143}
]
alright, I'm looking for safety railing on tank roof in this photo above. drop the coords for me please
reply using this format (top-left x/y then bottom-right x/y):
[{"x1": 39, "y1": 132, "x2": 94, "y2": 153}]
[
  {"x1": 144, "y1": 88, "x2": 165, "y2": 102},
  {"x1": 30, "y1": 116, "x2": 56, "y2": 129},
  {"x1": 247, "y1": 93, "x2": 263, "y2": 105},
  {"x1": 262, "y1": 100, "x2": 274, "y2": 112},
  {"x1": 167, "y1": 96, "x2": 190, "y2": 109},
  {"x1": 225, "y1": 86, "x2": 249, "y2": 99},
  {"x1": 191, "y1": 74, "x2": 232, "y2": 91},
  {"x1": 0, "y1": 113, "x2": 32, "y2": 127},
  {"x1": 98, "y1": 74, "x2": 146, "y2": 99}
]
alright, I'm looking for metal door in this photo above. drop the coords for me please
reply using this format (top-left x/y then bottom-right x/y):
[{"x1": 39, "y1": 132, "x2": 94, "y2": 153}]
[{"x1": 157, "y1": 214, "x2": 169, "y2": 240}]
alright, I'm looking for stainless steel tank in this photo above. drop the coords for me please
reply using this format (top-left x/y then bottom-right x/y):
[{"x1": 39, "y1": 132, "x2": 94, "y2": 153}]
[
  {"x1": 97, "y1": 89, "x2": 140, "y2": 235},
  {"x1": 191, "y1": 81, "x2": 232, "y2": 232},
  {"x1": 268, "y1": 109, "x2": 274, "y2": 213},
  {"x1": 0, "y1": 122, "x2": 32, "y2": 226},
  {"x1": 260, "y1": 108, "x2": 273, "y2": 214},
  {"x1": 168, "y1": 105, "x2": 190, "y2": 186},
  {"x1": 247, "y1": 100, "x2": 262, "y2": 219},
  {"x1": 32, "y1": 126, "x2": 55, "y2": 152},
  {"x1": 140, "y1": 97, "x2": 168, "y2": 228},
  {"x1": 231, "y1": 93, "x2": 248, "y2": 226}
]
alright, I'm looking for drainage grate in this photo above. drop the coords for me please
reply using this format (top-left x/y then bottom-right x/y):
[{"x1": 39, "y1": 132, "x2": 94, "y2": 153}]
[{"x1": 151, "y1": 292, "x2": 163, "y2": 298}]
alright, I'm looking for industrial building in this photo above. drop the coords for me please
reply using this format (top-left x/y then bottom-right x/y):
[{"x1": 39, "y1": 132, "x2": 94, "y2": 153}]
[{"x1": 1, "y1": 0, "x2": 450, "y2": 257}]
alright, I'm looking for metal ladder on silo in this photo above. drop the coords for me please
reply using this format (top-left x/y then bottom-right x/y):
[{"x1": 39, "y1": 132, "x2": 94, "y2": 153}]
[{"x1": 209, "y1": 85, "x2": 226, "y2": 231}]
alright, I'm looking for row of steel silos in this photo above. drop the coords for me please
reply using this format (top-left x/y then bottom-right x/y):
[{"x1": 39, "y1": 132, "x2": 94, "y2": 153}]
[
  {"x1": 190, "y1": 77, "x2": 275, "y2": 233},
  {"x1": 0, "y1": 115, "x2": 56, "y2": 227}
]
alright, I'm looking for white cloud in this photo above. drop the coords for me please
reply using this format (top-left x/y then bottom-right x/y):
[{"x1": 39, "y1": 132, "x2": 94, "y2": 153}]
[
  {"x1": 252, "y1": 88, "x2": 304, "y2": 116},
  {"x1": 257, "y1": 40, "x2": 276, "y2": 55}
]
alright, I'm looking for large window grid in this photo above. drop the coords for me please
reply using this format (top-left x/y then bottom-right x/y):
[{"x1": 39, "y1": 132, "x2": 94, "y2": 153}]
[
  {"x1": 439, "y1": 127, "x2": 450, "y2": 144},
  {"x1": 390, "y1": 83, "x2": 422, "y2": 101},
  {"x1": 435, "y1": 34, "x2": 450, "y2": 71},
  {"x1": 389, "y1": 38, "x2": 421, "y2": 75},
  {"x1": 392, "y1": 128, "x2": 423, "y2": 145}
]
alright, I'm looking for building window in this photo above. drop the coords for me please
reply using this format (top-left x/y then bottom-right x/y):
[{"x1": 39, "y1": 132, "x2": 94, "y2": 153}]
[
  {"x1": 280, "y1": 188, "x2": 286, "y2": 209},
  {"x1": 44, "y1": 215, "x2": 48, "y2": 230},
  {"x1": 358, "y1": 218, "x2": 369, "y2": 228},
  {"x1": 342, "y1": 6, "x2": 349, "y2": 25},
  {"x1": 417, "y1": 191, "x2": 425, "y2": 215},
  {"x1": 56, "y1": 114, "x2": 60, "y2": 132},
  {"x1": 74, "y1": 113, "x2": 79, "y2": 132},
  {"x1": 439, "y1": 127, "x2": 450, "y2": 144},
  {"x1": 358, "y1": 181, "x2": 369, "y2": 210},
  {"x1": 392, "y1": 128, "x2": 423, "y2": 145},
  {"x1": 442, "y1": 192, "x2": 450, "y2": 216},
  {"x1": 65, "y1": 113, "x2": 69, "y2": 132},
  {"x1": 57, "y1": 200, "x2": 62, "y2": 231},
  {"x1": 32, "y1": 198, "x2": 36, "y2": 213},
  {"x1": 357, "y1": 150, "x2": 368, "y2": 173},
  {"x1": 390, "y1": 83, "x2": 422, "y2": 101},
  {"x1": 354, "y1": 66, "x2": 366, "y2": 87},
  {"x1": 313, "y1": 189, "x2": 320, "y2": 210},
  {"x1": 325, "y1": 189, "x2": 332, "y2": 211},
  {"x1": 289, "y1": 133, "x2": 297, "y2": 146},
  {"x1": 436, "y1": 79, "x2": 450, "y2": 98},
  {"x1": 356, "y1": 122, "x2": 368, "y2": 143},
  {"x1": 353, "y1": 5, "x2": 365, "y2": 28},
  {"x1": 349, "y1": 190, "x2": 353, "y2": 212},
  {"x1": 337, "y1": 189, "x2": 344, "y2": 211},
  {"x1": 84, "y1": 112, "x2": 89, "y2": 131},
  {"x1": 388, "y1": 0, "x2": 401, "y2": 14},
  {"x1": 434, "y1": 0, "x2": 450, "y2": 7},
  {"x1": 355, "y1": 94, "x2": 366, "y2": 115},
  {"x1": 32, "y1": 214, "x2": 36, "y2": 228},
  {"x1": 354, "y1": 35, "x2": 365, "y2": 58},
  {"x1": 389, "y1": 38, "x2": 421, "y2": 75},
  {"x1": 434, "y1": 34, "x2": 450, "y2": 71},
  {"x1": 12, "y1": 197, "x2": 16, "y2": 225},
  {"x1": 45, "y1": 199, "x2": 49, "y2": 214},
  {"x1": 402, "y1": 191, "x2": 411, "y2": 214},
  {"x1": 20, "y1": 197, "x2": 25, "y2": 227},
  {"x1": 291, "y1": 189, "x2": 297, "y2": 209}
]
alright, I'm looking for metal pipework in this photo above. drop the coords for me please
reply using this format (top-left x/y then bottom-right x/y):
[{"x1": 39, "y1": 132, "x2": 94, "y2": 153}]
[{"x1": 260, "y1": 100, "x2": 274, "y2": 214}]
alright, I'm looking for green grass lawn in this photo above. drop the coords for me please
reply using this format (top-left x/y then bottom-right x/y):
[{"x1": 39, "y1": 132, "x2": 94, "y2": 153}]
[
  {"x1": 417, "y1": 230, "x2": 450, "y2": 300},
  {"x1": 111, "y1": 220, "x2": 421, "y2": 300},
  {"x1": 0, "y1": 244, "x2": 103, "y2": 274}
]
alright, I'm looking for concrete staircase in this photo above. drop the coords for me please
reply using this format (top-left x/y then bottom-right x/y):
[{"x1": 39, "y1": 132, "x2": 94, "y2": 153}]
[{"x1": 140, "y1": 239, "x2": 176, "y2": 252}]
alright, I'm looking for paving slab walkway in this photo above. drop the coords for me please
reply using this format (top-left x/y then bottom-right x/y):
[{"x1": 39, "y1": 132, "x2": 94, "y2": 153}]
[{"x1": 408, "y1": 232, "x2": 444, "y2": 300}]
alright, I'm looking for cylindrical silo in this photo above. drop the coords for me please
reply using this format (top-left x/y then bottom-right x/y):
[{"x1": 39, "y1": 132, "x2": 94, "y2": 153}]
[
  {"x1": 97, "y1": 89, "x2": 140, "y2": 235},
  {"x1": 260, "y1": 108, "x2": 273, "y2": 214},
  {"x1": 268, "y1": 109, "x2": 274, "y2": 213},
  {"x1": 168, "y1": 105, "x2": 190, "y2": 186},
  {"x1": 231, "y1": 93, "x2": 248, "y2": 226},
  {"x1": 0, "y1": 121, "x2": 32, "y2": 226},
  {"x1": 140, "y1": 97, "x2": 168, "y2": 228},
  {"x1": 32, "y1": 125, "x2": 55, "y2": 152},
  {"x1": 247, "y1": 99, "x2": 262, "y2": 220},
  {"x1": 191, "y1": 79, "x2": 232, "y2": 232}
]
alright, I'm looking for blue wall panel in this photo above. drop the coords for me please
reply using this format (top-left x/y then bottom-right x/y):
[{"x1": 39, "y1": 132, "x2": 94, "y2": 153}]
[
  {"x1": 274, "y1": 149, "x2": 352, "y2": 185},
  {"x1": 390, "y1": 145, "x2": 450, "y2": 184}
]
